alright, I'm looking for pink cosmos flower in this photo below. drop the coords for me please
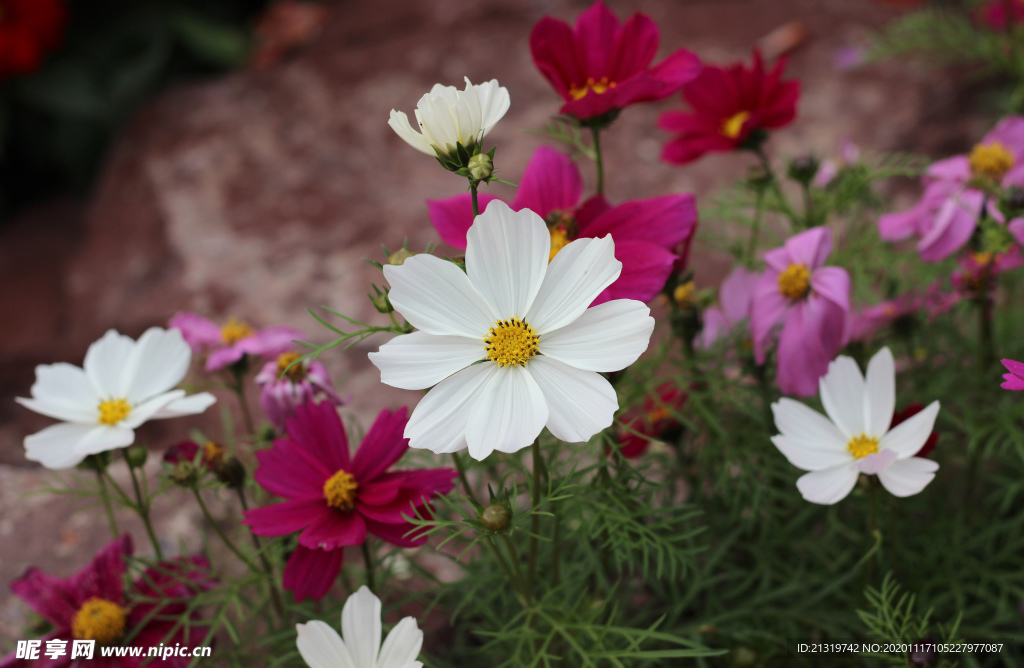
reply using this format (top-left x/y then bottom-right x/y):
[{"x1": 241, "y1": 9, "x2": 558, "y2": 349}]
[
  {"x1": 254, "y1": 352, "x2": 344, "y2": 432},
  {"x1": 243, "y1": 401, "x2": 456, "y2": 603},
  {"x1": 1001, "y1": 358, "x2": 1024, "y2": 390},
  {"x1": 168, "y1": 312, "x2": 304, "y2": 372},
  {"x1": 428, "y1": 146, "x2": 697, "y2": 304},
  {"x1": 879, "y1": 116, "x2": 1024, "y2": 261},
  {"x1": 695, "y1": 265, "x2": 759, "y2": 349},
  {"x1": 529, "y1": 0, "x2": 701, "y2": 123},
  {"x1": 1, "y1": 536, "x2": 214, "y2": 668},
  {"x1": 750, "y1": 227, "x2": 850, "y2": 397}
]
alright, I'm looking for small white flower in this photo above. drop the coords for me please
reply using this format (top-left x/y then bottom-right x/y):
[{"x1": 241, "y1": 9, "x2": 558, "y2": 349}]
[
  {"x1": 369, "y1": 200, "x2": 655, "y2": 460},
  {"x1": 16, "y1": 328, "x2": 217, "y2": 469},
  {"x1": 388, "y1": 77, "x2": 510, "y2": 157},
  {"x1": 296, "y1": 586, "x2": 423, "y2": 668},
  {"x1": 771, "y1": 347, "x2": 940, "y2": 505}
]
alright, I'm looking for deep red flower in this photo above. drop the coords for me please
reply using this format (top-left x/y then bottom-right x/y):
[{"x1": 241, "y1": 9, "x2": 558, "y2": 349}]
[
  {"x1": 616, "y1": 382, "x2": 687, "y2": 458},
  {"x1": 243, "y1": 401, "x2": 456, "y2": 602},
  {"x1": 892, "y1": 403, "x2": 939, "y2": 458},
  {"x1": 529, "y1": 0, "x2": 701, "y2": 122},
  {"x1": 0, "y1": 0, "x2": 67, "y2": 79},
  {"x1": 659, "y1": 49, "x2": 800, "y2": 165},
  {"x1": 1, "y1": 536, "x2": 215, "y2": 668}
]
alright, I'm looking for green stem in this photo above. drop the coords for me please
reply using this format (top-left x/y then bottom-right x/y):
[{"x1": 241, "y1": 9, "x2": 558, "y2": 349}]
[
  {"x1": 591, "y1": 126, "x2": 605, "y2": 195},
  {"x1": 451, "y1": 452, "x2": 480, "y2": 507},
  {"x1": 237, "y1": 488, "x2": 285, "y2": 621},
  {"x1": 193, "y1": 488, "x2": 253, "y2": 569},
  {"x1": 745, "y1": 188, "x2": 765, "y2": 264},
  {"x1": 526, "y1": 438, "x2": 542, "y2": 598},
  {"x1": 470, "y1": 180, "x2": 480, "y2": 217},
  {"x1": 96, "y1": 471, "x2": 120, "y2": 539},
  {"x1": 362, "y1": 540, "x2": 377, "y2": 593},
  {"x1": 127, "y1": 459, "x2": 164, "y2": 560}
]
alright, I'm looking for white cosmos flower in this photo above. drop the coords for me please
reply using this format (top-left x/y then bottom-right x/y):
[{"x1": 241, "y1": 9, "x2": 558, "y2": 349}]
[
  {"x1": 296, "y1": 586, "x2": 423, "y2": 668},
  {"x1": 16, "y1": 328, "x2": 217, "y2": 470},
  {"x1": 771, "y1": 347, "x2": 940, "y2": 505},
  {"x1": 388, "y1": 77, "x2": 510, "y2": 157},
  {"x1": 369, "y1": 199, "x2": 655, "y2": 460}
]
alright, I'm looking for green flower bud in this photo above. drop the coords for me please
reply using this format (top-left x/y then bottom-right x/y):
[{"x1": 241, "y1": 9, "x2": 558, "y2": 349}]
[
  {"x1": 468, "y1": 153, "x2": 493, "y2": 181},
  {"x1": 480, "y1": 503, "x2": 512, "y2": 532},
  {"x1": 387, "y1": 248, "x2": 416, "y2": 266},
  {"x1": 125, "y1": 444, "x2": 149, "y2": 469}
]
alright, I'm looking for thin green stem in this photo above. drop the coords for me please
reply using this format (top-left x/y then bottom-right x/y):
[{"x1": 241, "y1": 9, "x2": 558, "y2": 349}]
[
  {"x1": 470, "y1": 181, "x2": 480, "y2": 217},
  {"x1": 127, "y1": 459, "x2": 164, "y2": 560},
  {"x1": 193, "y1": 488, "x2": 253, "y2": 570},
  {"x1": 237, "y1": 488, "x2": 284, "y2": 620},
  {"x1": 451, "y1": 453, "x2": 480, "y2": 507},
  {"x1": 745, "y1": 188, "x2": 765, "y2": 264},
  {"x1": 95, "y1": 471, "x2": 120, "y2": 539},
  {"x1": 591, "y1": 126, "x2": 605, "y2": 195},
  {"x1": 526, "y1": 438, "x2": 542, "y2": 598},
  {"x1": 362, "y1": 540, "x2": 376, "y2": 593}
]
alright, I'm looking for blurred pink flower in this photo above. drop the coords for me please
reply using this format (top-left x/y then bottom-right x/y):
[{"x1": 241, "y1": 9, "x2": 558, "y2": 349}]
[
  {"x1": 255, "y1": 352, "x2": 344, "y2": 432},
  {"x1": 169, "y1": 312, "x2": 304, "y2": 372},
  {"x1": 696, "y1": 265, "x2": 759, "y2": 349}
]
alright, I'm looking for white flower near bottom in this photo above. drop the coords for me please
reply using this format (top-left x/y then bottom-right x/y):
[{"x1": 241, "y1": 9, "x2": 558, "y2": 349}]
[
  {"x1": 770, "y1": 347, "x2": 940, "y2": 505},
  {"x1": 16, "y1": 328, "x2": 216, "y2": 469},
  {"x1": 296, "y1": 586, "x2": 423, "y2": 668},
  {"x1": 369, "y1": 200, "x2": 655, "y2": 460}
]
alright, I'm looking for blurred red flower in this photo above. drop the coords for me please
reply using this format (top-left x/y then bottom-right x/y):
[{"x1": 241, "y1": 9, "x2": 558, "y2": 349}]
[
  {"x1": 659, "y1": 49, "x2": 800, "y2": 165},
  {"x1": 0, "y1": 0, "x2": 67, "y2": 78}
]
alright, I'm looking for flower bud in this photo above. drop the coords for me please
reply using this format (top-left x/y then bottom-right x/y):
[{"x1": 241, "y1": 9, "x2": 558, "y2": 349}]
[
  {"x1": 387, "y1": 248, "x2": 416, "y2": 266},
  {"x1": 787, "y1": 155, "x2": 819, "y2": 185},
  {"x1": 480, "y1": 503, "x2": 512, "y2": 532},
  {"x1": 125, "y1": 444, "x2": 149, "y2": 469},
  {"x1": 468, "y1": 153, "x2": 493, "y2": 181}
]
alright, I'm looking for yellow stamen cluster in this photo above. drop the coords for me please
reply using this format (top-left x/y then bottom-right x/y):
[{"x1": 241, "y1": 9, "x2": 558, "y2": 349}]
[
  {"x1": 323, "y1": 469, "x2": 359, "y2": 510},
  {"x1": 221, "y1": 317, "x2": 254, "y2": 345},
  {"x1": 721, "y1": 111, "x2": 751, "y2": 139},
  {"x1": 777, "y1": 263, "x2": 811, "y2": 300},
  {"x1": 673, "y1": 281, "x2": 696, "y2": 308},
  {"x1": 969, "y1": 142, "x2": 1014, "y2": 181},
  {"x1": 569, "y1": 76, "x2": 617, "y2": 101},
  {"x1": 97, "y1": 398, "x2": 131, "y2": 426},
  {"x1": 846, "y1": 433, "x2": 879, "y2": 460},
  {"x1": 276, "y1": 351, "x2": 307, "y2": 381},
  {"x1": 72, "y1": 598, "x2": 127, "y2": 645},
  {"x1": 484, "y1": 317, "x2": 540, "y2": 368}
]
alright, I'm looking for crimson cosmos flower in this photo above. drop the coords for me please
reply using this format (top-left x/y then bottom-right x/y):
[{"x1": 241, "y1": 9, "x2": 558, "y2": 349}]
[
  {"x1": 1, "y1": 536, "x2": 214, "y2": 668},
  {"x1": 529, "y1": 0, "x2": 701, "y2": 123},
  {"x1": 0, "y1": 0, "x2": 67, "y2": 79},
  {"x1": 659, "y1": 49, "x2": 800, "y2": 165},
  {"x1": 243, "y1": 401, "x2": 456, "y2": 602}
]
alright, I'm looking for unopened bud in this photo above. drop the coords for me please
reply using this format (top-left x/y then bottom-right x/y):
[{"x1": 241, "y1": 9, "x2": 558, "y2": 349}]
[
  {"x1": 468, "y1": 153, "x2": 493, "y2": 181},
  {"x1": 387, "y1": 248, "x2": 416, "y2": 266},
  {"x1": 480, "y1": 503, "x2": 512, "y2": 532},
  {"x1": 125, "y1": 444, "x2": 149, "y2": 469}
]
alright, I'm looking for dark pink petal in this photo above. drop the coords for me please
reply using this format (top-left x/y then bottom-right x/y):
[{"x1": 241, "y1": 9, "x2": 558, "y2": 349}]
[
  {"x1": 510, "y1": 147, "x2": 582, "y2": 218},
  {"x1": 286, "y1": 401, "x2": 351, "y2": 475},
  {"x1": 783, "y1": 226, "x2": 832, "y2": 269},
  {"x1": 237, "y1": 326, "x2": 305, "y2": 358},
  {"x1": 168, "y1": 312, "x2": 223, "y2": 351},
  {"x1": 530, "y1": 16, "x2": 580, "y2": 102},
  {"x1": 351, "y1": 407, "x2": 410, "y2": 481},
  {"x1": 579, "y1": 194, "x2": 696, "y2": 248},
  {"x1": 749, "y1": 271, "x2": 789, "y2": 365},
  {"x1": 365, "y1": 517, "x2": 428, "y2": 548},
  {"x1": 205, "y1": 345, "x2": 245, "y2": 372},
  {"x1": 603, "y1": 240, "x2": 676, "y2": 303},
  {"x1": 810, "y1": 266, "x2": 850, "y2": 312},
  {"x1": 282, "y1": 544, "x2": 344, "y2": 603},
  {"x1": 244, "y1": 499, "x2": 327, "y2": 536},
  {"x1": 427, "y1": 192, "x2": 501, "y2": 250},
  {"x1": 298, "y1": 509, "x2": 367, "y2": 550},
  {"x1": 253, "y1": 438, "x2": 331, "y2": 500}
]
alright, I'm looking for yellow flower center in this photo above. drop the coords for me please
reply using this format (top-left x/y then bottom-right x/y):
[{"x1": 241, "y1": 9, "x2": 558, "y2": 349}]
[
  {"x1": 97, "y1": 398, "x2": 131, "y2": 426},
  {"x1": 276, "y1": 352, "x2": 307, "y2": 381},
  {"x1": 721, "y1": 111, "x2": 751, "y2": 139},
  {"x1": 969, "y1": 141, "x2": 1015, "y2": 181},
  {"x1": 221, "y1": 317, "x2": 254, "y2": 345},
  {"x1": 72, "y1": 598, "x2": 127, "y2": 645},
  {"x1": 323, "y1": 469, "x2": 359, "y2": 510},
  {"x1": 484, "y1": 317, "x2": 540, "y2": 368},
  {"x1": 569, "y1": 76, "x2": 617, "y2": 101},
  {"x1": 203, "y1": 441, "x2": 225, "y2": 468},
  {"x1": 673, "y1": 281, "x2": 696, "y2": 308},
  {"x1": 777, "y1": 263, "x2": 811, "y2": 300},
  {"x1": 846, "y1": 433, "x2": 879, "y2": 460}
]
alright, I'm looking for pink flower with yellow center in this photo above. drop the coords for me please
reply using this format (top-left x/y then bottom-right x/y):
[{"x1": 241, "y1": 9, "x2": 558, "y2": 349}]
[{"x1": 168, "y1": 312, "x2": 304, "y2": 372}]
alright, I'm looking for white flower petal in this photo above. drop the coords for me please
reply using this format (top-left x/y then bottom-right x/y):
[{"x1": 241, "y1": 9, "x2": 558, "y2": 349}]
[
  {"x1": 151, "y1": 392, "x2": 217, "y2": 419},
  {"x1": 465, "y1": 201, "x2": 549, "y2": 319},
  {"x1": 539, "y1": 300, "x2": 653, "y2": 372},
  {"x1": 527, "y1": 356, "x2": 617, "y2": 442},
  {"x1": 388, "y1": 110, "x2": 433, "y2": 155},
  {"x1": 342, "y1": 586, "x2": 381, "y2": 668},
  {"x1": 818, "y1": 355, "x2": 865, "y2": 438},
  {"x1": 122, "y1": 390, "x2": 186, "y2": 428},
  {"x1": 370, "y1": 332, "x2": 484, "y2": 391},
  {"x1": 22, "y1": 362, "x2": 99, "y2": 421},
  {"x1": 863, "y1": 347, "x2": 895, "y2": 437},
  {"x1": 877, "y1": 457, "x2": 939, "y2": 497},
  {"x1": 296, "y1": 621, "x2": 357, "y2": 668},
  {"x1": 878, "y1": 401, "x2": 940, "y2": 458},
  {"x1": 770, "y1": 435, "x2": 851, "y2": 472},
  {"x1": 384, "y1": 255, "x2": 495, "y2": 338},
  {"x1": 465, "y1": 365, "x2": 548, "y2": 459},
  {"x1": 84, "y1": 330, "x2": 136, "y2": 398},
  {"x1": 123, "y1": 328, "x2": 192, "y2": 403},
  {"x1": 24, "y1": 423, "x2": 134, "y2": 470},
  {"x1": 377, "y1": 617, "x2": 423, "y2": 668},
  {"x1": 526, "y1": 235, "x2": 621, "y2": 334},
  {"x1": 771, "y1": 398, "x2": 848, "y2": 456},
  {"x1": 405, "y1": 363, "x2": 499, "y2": 454},
  {"x1": 795, "y1": 463, "x2": 860, "y2": 505}
]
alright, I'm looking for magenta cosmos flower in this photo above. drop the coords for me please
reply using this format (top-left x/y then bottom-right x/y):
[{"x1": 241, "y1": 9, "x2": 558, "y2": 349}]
[
  {"x1": 254, "y1": 352, "x2": 344, "y2": 432},
  {"x1": 695, "y1": 265, "x2": 759, "y2": 349},
  {"x1": 428, "y1": 146, "x2": 697, "y2": 304},
  {"x1": 750, "y1": 227, "x2": 850, "y2": 397},
  {"x1": 879, "y1": 116, "x2": 1024, "y2": 262},
  {"x1": 1, "y1": 536, "x2": 214, "y2": 668},
  {"x1": 1001, "y1": 359, "x2": 1024, "y2": 390},
  {"x1": 529, "y1": 0, "x2": 700, "y2": 122},
  {"x1": 243, "y1": 401, "x2": 456, "y2": 602},
  {"x1": 168, "y1": 312, "x2": 304, "y2": 372}
]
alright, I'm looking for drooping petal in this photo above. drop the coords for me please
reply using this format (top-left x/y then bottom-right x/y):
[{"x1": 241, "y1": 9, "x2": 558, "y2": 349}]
[
  {"x1": 863, "y1": 347, "x2": 895, "y2": 437},
  {"x1": 527, "y1": 356, "x2": 617, "y2": 443},
  {"x1": 284, "y1": 546, "x2": 345, "y2": 605},
  {"x1": 466, "y1": 200, "x2": 549, "y2": 318},
  {"x1": 24, "y1": 423, "x2": 134, "y2": 469},
  {"x1": 384, "y1": 255, "x2": 495, "y2": 337},
  {"x1": 378, "y1": 617, "x2": 424, "y2": 668},
  {"x1": 539, "y1": 299, "x2": 653, "y2": 372},
  {"x1": 876, "y1": 457, "x2": 939, "y2": 497},
  {"x1": 404, "y1": 362, "x2": 499, "y2": 455},
  {"x1": 83, "y1": 330, "x2": 136, "y2": 399},
  {"x1": 878, "y1": 400, "x2": 940, "y2": 458},
  {"x1": 370, "y1": 331, "x2": 484, "y2": 391},
  {"x1": 795, "y1": 463, "x2": 860, "y2": 505},
  {"x1": 427, "y1": 193, "x2": 500, "y2": 250},
  {"x1": 341, "y1": 586, "x2": 382, "y2": 668},
  {"x1": 465, "y1": 365, "x2": 548, "y2": 459},
  {"x1": 527, "y1": 235, "x2": 621, "y2": 333},
  {"x1": 818, "y1": 355, "x2": 866, "y2": 438},
  {"x1": 122, "y1": 328, "x2": 192, "y2": 403},
  {"x1": 510, "y1": 146, "x2": 583, "y2": 217},
  {"x1": 352, "y1": 407, "x2": 410, "y2": 482}
]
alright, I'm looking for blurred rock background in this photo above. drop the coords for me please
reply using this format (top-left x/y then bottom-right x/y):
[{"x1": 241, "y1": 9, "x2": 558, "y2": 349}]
[{"x1": 0, "y1": 0, "x2": 991, "y2": 641}]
